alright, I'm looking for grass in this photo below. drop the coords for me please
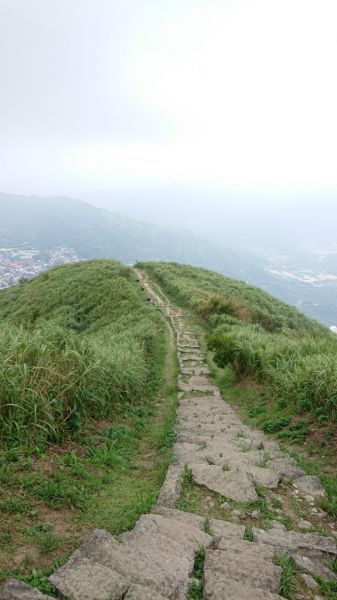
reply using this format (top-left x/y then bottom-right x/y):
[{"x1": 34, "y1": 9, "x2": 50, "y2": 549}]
[
  {"x1": 188, "y1": 547, "x2": 206, "y2": 600},
  {"x1": 140, "y1": 262, "x2": 337, "y2": 516},
  {"x1": 140, "y1": 261, "x2": 337, "y2": 421},
  {"x1": 0, "y1": 260, "x2": 178, "y2": 592},
  {"x1": 274, "y1": 554, "x2": 298, "y2": 600}
]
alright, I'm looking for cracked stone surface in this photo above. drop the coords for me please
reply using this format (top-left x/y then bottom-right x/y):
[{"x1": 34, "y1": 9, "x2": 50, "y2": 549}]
[
  {"x1": 0, "y1": 581, "x2": 51, "y2": 600},
  {"x1": 4, "y1": 270, "x2": 336, "y2": 600},
  {"x1": 293, "y1": 475, "x2": 326, "y2": 497}
]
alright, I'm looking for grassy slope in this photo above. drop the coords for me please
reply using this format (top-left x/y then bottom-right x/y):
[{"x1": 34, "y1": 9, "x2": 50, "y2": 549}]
[
  {"x1": 140, "y1": 262, "x2": 337, "y2": 517},
  {"x1": 0, "y1": 261, "x2": 177, "y2": 593}
]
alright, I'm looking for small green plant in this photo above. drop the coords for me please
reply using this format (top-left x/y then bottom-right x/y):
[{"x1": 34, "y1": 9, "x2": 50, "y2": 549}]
[
  {"x1": 275, "y1": 554, "x2": 297, "y2": 600},
  {"x1": 262, "y1": 417, "x2": 291, "y2": 434},
  {"x1": 187, "y1": 546, "x2": 206, "y2": 599},
  {"x1": 327, "y1": 556, "x2": 337, "y2": 575},
  {"x1": 222, "y1": 463, "x2": 230, "y2": 472},
  {"x1": 183, "y1": 465, "x2": 193, "y2": 486},
  {"x1": 37, "y1": 531, "x2": 62, "y2": 556},
  {"x1": 244, "y1": 525, "x2": 253, "y2": 542},
  {"x1": 203, "y1": 518, "x2": 212, "y2": 535},
  {"x1": 193, "y1": 547, "x2": 206, "y2": 579},
  {"x1": 257, "y1": 451, "x2": 270, "y2": 468},
  {"x1": 240, "y1": 440, "x2": 253, "y2": 453}
]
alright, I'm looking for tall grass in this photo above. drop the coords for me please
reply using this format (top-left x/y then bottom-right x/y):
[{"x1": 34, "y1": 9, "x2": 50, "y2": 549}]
[
  {"x1": 0, "y1": 260, "x2": 163, "y2": 448},
  {"x1": 140, "y1": 262, "x2": 337, "y2": 422}
]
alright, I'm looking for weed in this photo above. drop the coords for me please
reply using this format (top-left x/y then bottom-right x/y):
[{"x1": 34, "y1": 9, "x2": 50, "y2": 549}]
[
  {"x1": 262, "y1": 417, "x2": 291, "y2": 434},
  {"x1": 257, "y1": 451, "x2": 270, "y2": 468},
  {"x1": 203, "y1": 518, "x2": 212, "y2": 535},
  {"x1": 244, "y1": 525, "x2": 254, "y2": 542},
  {"x1": 183, "y1": 465, "x2": 193, "y2": 487},
  {"x1": 193, "y1": 546, "x2": 206, "y2": 579},
  {"x1": 275, "y1": 554, "x2": 297, "y2": 600}
]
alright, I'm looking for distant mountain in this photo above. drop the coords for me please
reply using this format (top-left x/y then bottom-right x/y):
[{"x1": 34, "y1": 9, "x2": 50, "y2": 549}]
[
  {"x1": 0, "y1": 193, "x2": 253, "y2": 278},
  {"x1": 1, "y1": 193, "x2": 336, "y2": 326}
]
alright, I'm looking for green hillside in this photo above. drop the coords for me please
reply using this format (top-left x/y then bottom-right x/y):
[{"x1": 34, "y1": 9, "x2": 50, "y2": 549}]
[
  {"x1": 0, "y1": 194, "x2": 243, "y2": 274},
  {"x1": 141, "y1": 262, "x2": 337, "y2": 423},
  {"x1": 0, "y1": 261, "x2": 177, "y2": 585},
  {"x1": 141, "y1": 262, "x2": 337, "y2": 517},
  {"x1": 0, "y1": 260, "x2": 164, "y2": 446}
]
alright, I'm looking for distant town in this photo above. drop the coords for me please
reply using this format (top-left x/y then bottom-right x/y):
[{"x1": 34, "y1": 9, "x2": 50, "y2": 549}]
[{"x1": 0, "y1": 246, "x2": 79, "y2": 289}]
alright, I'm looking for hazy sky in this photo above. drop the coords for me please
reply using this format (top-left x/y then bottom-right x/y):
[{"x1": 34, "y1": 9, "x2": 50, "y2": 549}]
[{"x1": 0, "y1": 0, "x2": 337, "y2": 195}]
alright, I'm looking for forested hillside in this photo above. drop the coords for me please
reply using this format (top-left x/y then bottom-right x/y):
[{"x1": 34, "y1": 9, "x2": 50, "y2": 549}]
[{"x1": 0, "y1": 194, "x2": 244, "y2": 276}]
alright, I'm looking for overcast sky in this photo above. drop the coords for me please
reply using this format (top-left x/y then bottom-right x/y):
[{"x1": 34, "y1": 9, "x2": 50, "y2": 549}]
[{"x1": 0, "y1": 0, "x2": 336, "y2": 197}]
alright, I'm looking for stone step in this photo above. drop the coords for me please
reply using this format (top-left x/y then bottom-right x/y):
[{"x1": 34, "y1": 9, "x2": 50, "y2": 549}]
[
  {"x1": 203, "y1": 575, "x2": 284, "y2": 600},
  {"x1": 215, "y1": 537, "x2": 276, "y2": 561},
  {"x1": 204, "y1": 549, "x2": 282, "y2": 593},
  {"x1": 49, "y1": 555, "x2": 129, "y2": 600},
  {"x1": 120, "y1": 513, "x2": 212, "y2": 554},
  {"x1": 51, "y1": 529, "x2": 189, "y2": 598},
  {"x1": 190, "y1": 463, "x2": 258, "y2": 502},
  {"x1": 124, "y1": 584, "x2": 168, "y2": 599},
  {"x1": 253, "y1": 524, "x2": 337, "y2": 555}
]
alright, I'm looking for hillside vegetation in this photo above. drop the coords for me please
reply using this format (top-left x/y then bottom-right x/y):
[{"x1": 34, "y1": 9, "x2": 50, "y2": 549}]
[
  {"x1": 0, "y1": 260, "x2": 179, "y2": 589},
  {"x1": 0, "y1": 260, "x2": 163, "y2": 448},
  {"x1": 141, "y1": 262, "x2": 337, "y2": 423},
  {"x1": 0, "y1": 194, "x2": 243, "y2": 275}
]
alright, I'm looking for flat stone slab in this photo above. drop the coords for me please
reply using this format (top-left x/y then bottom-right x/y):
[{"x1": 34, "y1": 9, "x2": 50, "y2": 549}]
[
  {"x1": 216, "y1": 538, "x2": 276, "y2": 562},
  {"x1": 121, "y1": 513, "x2": 212, "y2": 554},
  {"x1": 49, "y1": 555, "x2": 129, "y2": 600},
  {"x1": 203, "y1": 574, "x2": 284, "y2": 600},
  {"x1": 253, "y1": 525, "x2": 337, "y2": 555},
  {"x1": 293, "y1": 475, "x2": 325, "y2": 497},
  {"x1": 124, "y1": 585, "x2": 168, "y2": 599},
  {"x1": 205, "y1": 549, "x2": 282, "y2": 592},
  {"x1": 156, "y1": 464, "x2": 183, "y2": 507},
  {"x1": 190, "y1": 463, "x2": 258, "y2": 502}
]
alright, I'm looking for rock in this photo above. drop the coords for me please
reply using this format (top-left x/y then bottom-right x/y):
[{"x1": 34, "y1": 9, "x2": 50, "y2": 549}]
[
  {"x1": 253, "y1": 526, "x2": 337, "y2": 556},
  {"x1": 204, "y1": 549, "x2": 282, "y2": 596},
  {"x1": 156, "y1": 465, "x2": 183, "y2": 508},
  {"x1": 300, "y1": 574, "x2": 320, "y2": 591},
  {"x1": 190, "y1": 463, "x2": 258, "y2": 502},
  {"x1": 203, "y1": 577, "x2": 284, "y2": 600},
  {"x1": 298, "y1": 520, "x2": 312, "y2": 530},
  {"x1": 251, "y1": 510, "x2": 261, "y2": 519},
  {"x1": 124, "y1": 585, "x2": 168, "y2": 599},
  {"x1": 49, "y1": 555, "x2": 129, "y2": 600},
  {"x1": 221, "y1": 501, "x2": 230, "y2": 510},
  {"x1": 292, "y1": 551, "x2": 337, "y2": 582},
  {"x1": 0, "y1": 581, "x2": 51, "y2": 599},
  {"x1": 293, "y1": 476, "x2": 325, "y2": 497}
]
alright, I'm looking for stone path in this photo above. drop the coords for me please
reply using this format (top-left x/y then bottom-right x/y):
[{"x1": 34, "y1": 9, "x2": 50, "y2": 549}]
[{"x1": 2, "y1": 271, "x2": 337, "y2": 599}]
